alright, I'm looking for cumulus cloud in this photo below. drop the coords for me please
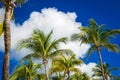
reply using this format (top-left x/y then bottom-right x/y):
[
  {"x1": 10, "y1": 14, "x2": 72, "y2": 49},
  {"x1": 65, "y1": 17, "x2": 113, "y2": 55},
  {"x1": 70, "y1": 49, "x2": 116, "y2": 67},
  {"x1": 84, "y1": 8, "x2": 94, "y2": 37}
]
[
  {"x1": 77, "y1": 62, "x2": 96, "y2": 78},
  {"x1": 60, "y1": 41, "x2": 90, "y2": 58},
  {"x1": 0, "y1": 7, "x2": 90, "y2": 59}
]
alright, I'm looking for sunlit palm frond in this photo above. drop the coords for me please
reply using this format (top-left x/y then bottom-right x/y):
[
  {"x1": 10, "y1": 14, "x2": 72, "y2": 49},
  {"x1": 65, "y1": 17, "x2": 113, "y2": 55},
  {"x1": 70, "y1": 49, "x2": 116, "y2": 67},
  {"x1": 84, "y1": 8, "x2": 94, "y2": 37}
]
[{"x1": 0, "y1": 22, "x2": 3, "y2": 36}]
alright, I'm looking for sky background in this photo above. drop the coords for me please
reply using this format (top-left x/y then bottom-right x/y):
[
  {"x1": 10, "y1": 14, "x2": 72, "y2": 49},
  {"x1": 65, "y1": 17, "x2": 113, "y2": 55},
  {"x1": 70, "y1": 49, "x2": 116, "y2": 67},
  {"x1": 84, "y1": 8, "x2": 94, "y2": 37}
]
[{"x1": 0, "y1": 0, "x2": 120, "y2": 79}]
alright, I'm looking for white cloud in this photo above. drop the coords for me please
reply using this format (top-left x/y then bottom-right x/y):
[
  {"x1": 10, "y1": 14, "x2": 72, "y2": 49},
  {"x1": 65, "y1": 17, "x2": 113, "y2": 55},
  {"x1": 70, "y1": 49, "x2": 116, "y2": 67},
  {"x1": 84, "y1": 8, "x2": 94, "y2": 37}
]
[
  {"x1": 76, "y1": 62, "x2": 97, "y2": 78},
  {"x1": 60, "y1": 41, "x2": 90, "y2": 58},
  {"x1": 0, "y1": 7, "x2": 90, "y2": 59}
]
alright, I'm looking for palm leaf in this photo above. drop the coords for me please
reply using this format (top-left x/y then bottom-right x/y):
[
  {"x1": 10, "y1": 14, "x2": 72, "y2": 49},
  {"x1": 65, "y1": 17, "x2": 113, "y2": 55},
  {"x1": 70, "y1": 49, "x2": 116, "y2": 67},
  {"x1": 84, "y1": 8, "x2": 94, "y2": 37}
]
[
  {"x1": 103, "y1": 43, "x2": 119, "y2": 53},
  {"x1": 15, "y1": 0, "x2": 27, "y2": 6},
  {"x1": 48, "y1": 49, "x2": 73, "y2": 58},
  {"x1": 0, "y1": 22, "x2": 3, "y2": 36},
  {"x1": 86, "y1": 45, "x2": 96, "y2": 59}
]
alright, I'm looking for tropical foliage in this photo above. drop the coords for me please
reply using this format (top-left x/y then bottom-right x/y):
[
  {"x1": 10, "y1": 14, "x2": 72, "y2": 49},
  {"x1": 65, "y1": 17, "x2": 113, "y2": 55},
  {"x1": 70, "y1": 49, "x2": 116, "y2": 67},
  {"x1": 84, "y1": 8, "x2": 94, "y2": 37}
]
[
  {"x1": 71, "y1": 19, "x2": 120, "y2": 80},
  {"x1": 10, "y1": 59, "x2": 44, "y2": 80},
  {"x1": 50, "y1": 54, "x2": 83, "y2": 80},
  {"x1": 92, "y1": 63, "x2": 120, "y2": 80},
  {"x1": 2, "y1": 17, "x2": 119, "y2": 80},
  {"x1": 70, "y1": 72, "x2": 90, "y2": 80},
  {"x1": 18, "y1": 29, "x2": 73, "y2": 80}
]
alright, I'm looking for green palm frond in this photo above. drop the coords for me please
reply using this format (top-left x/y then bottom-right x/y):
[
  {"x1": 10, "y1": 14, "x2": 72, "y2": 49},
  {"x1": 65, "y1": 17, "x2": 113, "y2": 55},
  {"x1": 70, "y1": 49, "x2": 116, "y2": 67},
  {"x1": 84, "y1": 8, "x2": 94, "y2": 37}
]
[
  {"x1": 86, "y1": 45, "x2": 96, "y2": 59},
  {"x1": 46, "y1": 37, "x2": 67, "y2": 54},
  {"x1": 69, "y1": 67, "x2": 80, "y2": 73},
  {"x1": 103, "y1": 43, "x2": 119, "y2": 53},
  {"x1": 0, "y1": 22, "x2": 3, "y2": 36},
  {"x1": 15, "y1": 0, "x2": 27, "y2": 6},
  {"x1": 89, "y1": 18, "x2": 97, "y2": 26},
  {"x1": 10, "y1": 65, "x2": 26, "y2": 80},
  {"x1": 92, "y1": 63, "x2": 119, "y2": 80},
  {"x1": 71, "y1": 33, "x2": 81, "y2": 41},
  {"x1": 50, "y1": 54, "x2": 83, "y2": 78},
  {"x1": 48, "y1": 49, "x2": 73, "y2": 58},
  {"x1": 106, "y1": 29, "x2": 120, "y2": 37},
  {"x1": 44, "y1": 30, "x2": 53, "y2": 49},
  {"x1": 10, "y1": 59, "x2": 42, "y2": 80}
]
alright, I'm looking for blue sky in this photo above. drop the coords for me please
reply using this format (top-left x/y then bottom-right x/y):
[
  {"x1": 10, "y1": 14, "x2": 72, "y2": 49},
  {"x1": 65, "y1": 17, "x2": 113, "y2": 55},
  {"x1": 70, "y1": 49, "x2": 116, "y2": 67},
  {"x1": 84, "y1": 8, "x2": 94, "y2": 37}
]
[{"x1": 0, "y1": 0, "x2": 120, "y2": 79}]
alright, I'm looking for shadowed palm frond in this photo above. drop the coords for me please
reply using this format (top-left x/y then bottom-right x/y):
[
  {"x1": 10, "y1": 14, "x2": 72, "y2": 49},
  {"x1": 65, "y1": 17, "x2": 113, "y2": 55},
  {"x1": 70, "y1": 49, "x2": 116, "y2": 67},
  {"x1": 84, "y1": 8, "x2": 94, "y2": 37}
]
[
  {"x1": 103, "y1": 43, "x2": 119, "y2": 53},
  {"x1": 15, "y1": 0, "x2": 27, "y2": 6},
  {"x1": 86, "y1": 45, "x2": 96, "y2": 59}
]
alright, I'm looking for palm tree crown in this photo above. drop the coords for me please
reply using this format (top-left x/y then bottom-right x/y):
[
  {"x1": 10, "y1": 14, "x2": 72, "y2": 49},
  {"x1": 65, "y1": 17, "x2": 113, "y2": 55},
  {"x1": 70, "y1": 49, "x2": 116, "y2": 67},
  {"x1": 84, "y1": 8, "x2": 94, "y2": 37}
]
[
  {"x1": 50, "y1": 54, "x2": 83, "y2": 80},
  {"x1": 71, "y1": 19, "x2": 120, "y2": 80},
  {"x1": 10, "y1": 59, "x2": 42, "y2": 80},
  {"x1": 71, "y1": 19, "x2": 120, "y2": 55},
  {"x1": 92, "y1": 63, "x2": 120, "y2": 80},
  {"x1": 18, "y1": 29, "x2": 73, "y2": 80}
]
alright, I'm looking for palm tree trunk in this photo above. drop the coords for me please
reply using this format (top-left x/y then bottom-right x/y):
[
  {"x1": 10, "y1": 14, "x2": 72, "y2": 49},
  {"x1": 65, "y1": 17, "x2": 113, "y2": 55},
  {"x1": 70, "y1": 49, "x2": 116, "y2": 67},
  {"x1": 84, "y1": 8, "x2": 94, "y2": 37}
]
[
  {"x1": 63, "y1": 71, "x2": 66, "y2": 80},
  {"x1": 67, "y1": 71, "x2": 70, "y2": 80},
  {"x1": 2, "y1": 0, "x2": 14, "y2": 79},
  {"x1": 97, "y1": 47, "x2": 106, "y2": 80},
  {"x1": 43, "y1": 59, "x2": 49, "y2": 80}
]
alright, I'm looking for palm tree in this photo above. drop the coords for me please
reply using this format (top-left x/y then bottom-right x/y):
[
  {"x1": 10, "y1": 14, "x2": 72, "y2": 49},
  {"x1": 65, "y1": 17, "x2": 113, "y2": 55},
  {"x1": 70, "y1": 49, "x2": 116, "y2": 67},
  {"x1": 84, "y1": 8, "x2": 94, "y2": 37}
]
[
  {"x1": 18, "y1": 29, "x2": 73, "y2": 80},
  {"x1": 10, "y1": 59, "x2": 42, "y2": 80},
  {"x1": 71, "y1": 19, "x2": 120, "y2": 80},
  {"x1": 70, "y1": 72, "x2": 90, "y2": 80},
  {"x1": 92, "y1": 63, "x2": 120, "y2": 80},
  {"x1": 51, "y1": 54, "x2": 83, "y2": 80},
  {"x1": 0, "y1": 0, "x2": 27, "y2": 80}
]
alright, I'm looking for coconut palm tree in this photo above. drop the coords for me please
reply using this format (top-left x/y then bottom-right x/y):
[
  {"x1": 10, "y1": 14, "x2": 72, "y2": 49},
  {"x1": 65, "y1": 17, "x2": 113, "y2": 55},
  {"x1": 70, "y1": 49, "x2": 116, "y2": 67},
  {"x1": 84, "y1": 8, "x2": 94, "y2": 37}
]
[
  {"x1": 50, "y1": 54, "x2": 83, "y2": 80},
  {"x1": 0, "y1": 0, "x2": 27, "y2": 80},
  {"x1": 70, "y1": 72, "x2": 90, "y2": 80},
  {"x1": 18, "y1": 29, "x2": 73, "y2": 80},
  {"x1": 71, "y1": 19, "x2": 120, "y2": 80},
  {"x1": 92, "y1": 63, "x2": 120, "y2": 80},
  {"x1": 10, "y1": 59, "x2": 42, "y2": 80}
]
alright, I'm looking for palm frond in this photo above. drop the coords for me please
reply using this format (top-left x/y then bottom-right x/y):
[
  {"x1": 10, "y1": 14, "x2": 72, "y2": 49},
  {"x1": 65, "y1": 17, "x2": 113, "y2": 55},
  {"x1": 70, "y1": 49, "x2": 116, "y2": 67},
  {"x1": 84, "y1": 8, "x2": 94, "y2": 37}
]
[
  {"x1": 15, "y1": 0, "x2": 27, "y2": 6},
  {"x1": 44, "y1": 30, "x2": 53, "y2": 49},
  {"x1": 103, "y1": 43, "x2": 119, "y2": 53},
  {"x1": 89, "y1": 18, "x2": 97, "y2": 26},
  {"x1": 71, "y1": 33, "x2": 81, "y2": 41},
  {"x1": 0, "y1": 22, "x2": 3, "y2": 36},
  {"x1": 106, "y1": 29, "x2": 120, "y2": 37},
  {"x1": 86, "y1": 45, "x2": 96, "y2": 59},
  {"x1": 48, "y1": 49, "x2": 73, "y2": 58}
]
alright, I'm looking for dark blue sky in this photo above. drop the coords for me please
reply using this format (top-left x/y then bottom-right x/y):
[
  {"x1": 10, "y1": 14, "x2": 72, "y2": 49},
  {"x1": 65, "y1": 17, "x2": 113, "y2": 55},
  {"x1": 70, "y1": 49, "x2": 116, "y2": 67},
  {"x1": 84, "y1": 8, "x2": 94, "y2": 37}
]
[{"x1": 0, "y1": 0, "x2": 120, "y2": 79}]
